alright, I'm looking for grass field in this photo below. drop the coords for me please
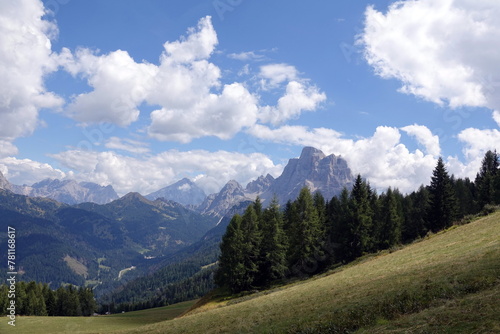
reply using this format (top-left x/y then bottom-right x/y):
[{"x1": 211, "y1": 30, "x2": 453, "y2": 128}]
[
  {"x1": 2, "y1": 212, "x2": 499, "y2": 333},
  {"x1": 0, "y1": 300, "x2": 196, "y2": 334}
]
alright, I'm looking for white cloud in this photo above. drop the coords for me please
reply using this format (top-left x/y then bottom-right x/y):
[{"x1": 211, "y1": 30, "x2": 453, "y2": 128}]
[
  {"x1": 228, "y1": 51, "x2": 264, "y2": 61},
  {"x1": 0, "y1": 141, "x2": 19, "y2": 158},
  {"x1": 105, "y1": 137, "x2": 150, "y2": 155},
  {"x1": 359, "y1": 0, "x2": 500, "y2": 182},
  {"x1": 249, "y1": 124, "x2": 437, "y2": 193},
  {"x1": 61, "y1": 49, "x2": 157, "y2": 126},
  {"x1": 259, "y1": 63, "x2": 299, "y2": 89},
  {"x1": 0, "y1": 157, "x2": 66, "y2": 186},
  {"x1": 50, "y1": 149, "x2": 283, "y2": 196},
  {"x1": 359, "y1": 0, "x2": 500, "y2": 113},
  {"x1": 258, "y1": 81, "x2": 327, "y2": 125},
  {"x1": 401, "y1": 124, "x2": 441, "y2": 157},
  {"x1": 148, "y1": 82, "x2": 259, "y2": 143},
  {"x1": 0, "y1": 0, "x2": 62, "y2": 143}
]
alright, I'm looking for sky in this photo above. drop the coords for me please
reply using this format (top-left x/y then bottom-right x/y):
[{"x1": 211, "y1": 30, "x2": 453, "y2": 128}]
[{"x1": 0, "y1": 0, "x2": 499, "y2": 196}]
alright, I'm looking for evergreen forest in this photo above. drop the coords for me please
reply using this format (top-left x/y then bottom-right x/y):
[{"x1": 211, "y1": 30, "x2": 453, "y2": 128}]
[{"x1": 215, "y1": 151, "x2": 500, "y2": 293}]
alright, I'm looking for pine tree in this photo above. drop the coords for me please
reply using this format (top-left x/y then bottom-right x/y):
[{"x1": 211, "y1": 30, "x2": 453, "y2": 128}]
[
  {"x1": 215, "y1": 214, "x2": 245, "y2": 293},
  {"x1": 402, "y1": 186, "x2": 429, "y2": 243},
  {"x1": 258, "y1": 197, "x2": 288, "y2": 286},
  {"x1": 348, "y1": 175, "x2": 374, "y2": 259},
  {"x1": 378, "y1": 188, "x2": 403, "y2": 249},
  {"x1": 288, "y1": 187, "x2": 324, "y2": 276},
  {"x1": 475, "y1": 150, "x2": 499, "y2": 208},
  {"x1": 327, "y1": 187, "x2": 352, "y2": 263},
  {"x1": 239, "y1": 204, "x2": 262, "y2": 290},
  {"x1": 428, "y1": 157, "x2": 458, "y2": 232}
]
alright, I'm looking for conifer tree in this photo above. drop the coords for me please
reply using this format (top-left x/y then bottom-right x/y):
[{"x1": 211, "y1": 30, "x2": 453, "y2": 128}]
[
  {"x1": 475, "y1": 150, "x2": 499, "y2": 207},
  {"x1": 239, "y1": 204, "x2": 262, "y2": 290},
  {"x1": 348, "y1": 175, "x2": 373, "y2": 258},
  {"x1": 258, "y1": 197, "x2": 288, "y2": 285},
  {"x1": 288, "y1": 187, "x2": 323, "y2": 276},
  {"x1": 402, "y1": 185, "x2": 429, "y2": 242},
  {"x1": 428, "y1": 157, "x2": 458, "y2": 232},
  {"x1": 327, "y1": 187, "x2": 352, "y2": 263},
  {"x1": 378, "y1": 188, "x2": 403, "y2": 249},
  {"x1": 215, "y1": 214, "x2": 245, "y2": 293}
]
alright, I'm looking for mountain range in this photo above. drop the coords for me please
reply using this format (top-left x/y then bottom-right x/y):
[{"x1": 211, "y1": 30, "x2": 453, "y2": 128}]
[
  {"x1": 0, "y1": 172, "x2": 118, "y2": 205},
  {"x1": 0, "y1": 147, "x2": 354, "y2": 298}
]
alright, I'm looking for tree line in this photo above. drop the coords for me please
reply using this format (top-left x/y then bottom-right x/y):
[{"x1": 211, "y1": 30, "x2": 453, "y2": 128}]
[
  {"x1": 216, "y1": 151, "x2": 500, "y2": 293},
  {"x1": 0, "y1": 281, "x2": 96, "y2": 316}
]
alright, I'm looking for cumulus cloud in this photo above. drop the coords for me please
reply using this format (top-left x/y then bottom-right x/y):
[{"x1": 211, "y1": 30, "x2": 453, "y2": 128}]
[
  {"x1": 0, "y1": 0, "x2": 62, "y2": 143},
  {"x1": 148, "y1": 82, "x2": 259, "y2": 143},
  {"x1": 359, "y1": 0, "x2": 500, "y2": 110},
  {"x1": 258, "y1": 81, "x2": 327, "y2": 125},
  {"x1": 249, "y1": 124, "x2": 437, "y2": 193},
  {"x1": 61, "y1": 48, "x2": 157, "y2": 126},
  {"x1": 0, "y1": 157, "x2": 66, "y2": 186},
  {"x1": 50, "y1": 149, "x2": 283, "y2": 196},
  {"x1": 401, "y1": 124, "x2": 441, "y2": 157},
  {"x1": 259, "y1": 63, "x2": 299, "y2": 89},
  {"x1": 359, "y1": 0, "x2": 500, "y2": 174}
]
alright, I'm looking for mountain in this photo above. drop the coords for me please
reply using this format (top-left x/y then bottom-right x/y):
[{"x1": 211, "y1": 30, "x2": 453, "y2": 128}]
[
  {"x1": 197, "y1": 180, "x2": 250, "y2": 218},
  {"x1": 196, "y1": 147, "x2": 354, "y2": 217},
  {"x1": 261, "y1": 146, "x2": 354, "y2": 204},
  {"x1": 0, "y1": 173, "x2": 119, "y2": 204},
  {"x1": 145, "y1": 178, "x2": 206, "y2": 206},
  {"x1": 27, "y1": 179, "x2": 119, "y2": 205},
  {"x1": 0, "y1": 189, "x2": 217, "y2": 294},
  {"x1": 0, "y1": 170, "x2": 11, "y2": 191},
  {"x1": 245, "y1": 173, "x2": 275, "y2": 195}
]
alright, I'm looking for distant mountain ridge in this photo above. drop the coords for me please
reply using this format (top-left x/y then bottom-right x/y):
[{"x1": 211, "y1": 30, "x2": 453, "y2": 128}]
[
  {"x1": 0, "y1": 172, "x2": 118, "y2": 205},
  {"x1": 196, "y1": 147, "x2": 355, "y2": 217},
  {"x1": 145, "y1": 178, "x2": 206, "y2": 206}
]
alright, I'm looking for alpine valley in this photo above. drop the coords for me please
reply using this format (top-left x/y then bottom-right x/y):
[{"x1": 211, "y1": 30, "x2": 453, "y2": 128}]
[{"x1": 0, "y1": 147, "x2": 354, "y2": 304}]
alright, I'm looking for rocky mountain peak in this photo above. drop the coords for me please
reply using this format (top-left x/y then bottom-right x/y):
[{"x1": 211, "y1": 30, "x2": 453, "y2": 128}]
[
  {"x1": 261, "y1": 147, "x2": 354, "y2": 204},
  {"x1": 0, "y1": 170, "x2": 12, "y2": 191},
  {"x1": 245, "y1": 173, "x2": 275, "y2": 195},
  {"x1": 197, "y1": 180, "x2": 248, "y2": 218},
  {"x1": 145, "y1": 178, "x2": 206, "y2": 206}
]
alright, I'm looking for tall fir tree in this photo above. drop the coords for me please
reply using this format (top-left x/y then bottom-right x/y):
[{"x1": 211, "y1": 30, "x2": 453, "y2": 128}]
[
  {"x1": 348, "y1": 175, "x2": 374, "y2": 259},
  {"x1": 475, "y1": 150, "x2": 499, "y2": 208},
  {"x1": 239, "y1": 204, "x2": 262, "y2": 290},
  {"x1": 428, "y1": 157, "x2": 458, "y2": 232},
  {"x1": 378, "y1": 188, "x2": 403, "y2": 249},
  {"x1": 215, "y1": 214, "x2": 246, "y2": 293},
  {"x1": 402, "y1": 185, "x2": 430, "y2": 243},
  {"x1": 326, "y1": 187, "x2": 352, "y2": 264},
  {"x1": 288, "y1": 187, "x2": 324, "y2": 276},
  {"x1": 258, "y1": 197, "x2": 288, "y2": 286}
]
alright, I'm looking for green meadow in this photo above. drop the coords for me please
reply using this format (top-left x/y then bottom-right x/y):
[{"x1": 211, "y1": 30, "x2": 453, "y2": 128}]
[{"x1": 3, "y1": 212, "x2": 499, "y2": 333}]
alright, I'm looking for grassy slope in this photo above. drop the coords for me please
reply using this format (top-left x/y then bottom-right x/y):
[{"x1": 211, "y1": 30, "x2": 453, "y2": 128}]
[
  {"x1": 118, "y1": 211, "x2": 500, "y2": 334},
  {"x1": 2, "y1": 213, "x2": 498, "y2": 334},
  {"x1": 0, "y1": 300, "x2": 196, "y2": 334}
]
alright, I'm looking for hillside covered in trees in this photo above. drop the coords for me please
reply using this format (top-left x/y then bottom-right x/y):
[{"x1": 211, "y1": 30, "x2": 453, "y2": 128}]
[{"x1": 215, "y1": 151, "x2": 500, "y2": 293}]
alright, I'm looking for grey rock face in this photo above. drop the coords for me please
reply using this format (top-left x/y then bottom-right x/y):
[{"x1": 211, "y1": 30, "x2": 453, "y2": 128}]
[
  {"x1": 145, "y1": 178, "x2": 206, "y2": 206},
  {"x1": 245, "y1": 173, "x2": 275, "y2": 195},
  {"x1": 17, "y1": 178, "x2": 119, "y2": 205},
  {"x1": 198, "y1": 180, "x2": 249, "y2": 218},
  {"x1": 0, "y1": 171, "x2": 12, "y2": 191},
  {"x1": 260, "y1": 147, "x2": 354, "y2": 204}
]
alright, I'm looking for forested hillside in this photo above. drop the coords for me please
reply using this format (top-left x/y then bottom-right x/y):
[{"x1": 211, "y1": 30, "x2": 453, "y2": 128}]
[{"x1": 215, "y1": 151, "x2": 500, "y2": 293}]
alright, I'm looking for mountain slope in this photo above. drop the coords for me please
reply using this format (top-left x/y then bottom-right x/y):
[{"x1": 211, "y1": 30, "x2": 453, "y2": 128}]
[
  {"x1": 117, "y1": 212, "x2": 500, "y2": 334},
  {"x1": 0, "y1": 190, "x2": 217, "y2": 292},
  {"x1": 145, "y1": 178, "x2": 206, "y2": 206}
]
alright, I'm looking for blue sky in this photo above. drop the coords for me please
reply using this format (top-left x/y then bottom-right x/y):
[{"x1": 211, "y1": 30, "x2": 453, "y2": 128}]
[{"x1": 0, "y1": 0, "x2": 499, "y2": 196}]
